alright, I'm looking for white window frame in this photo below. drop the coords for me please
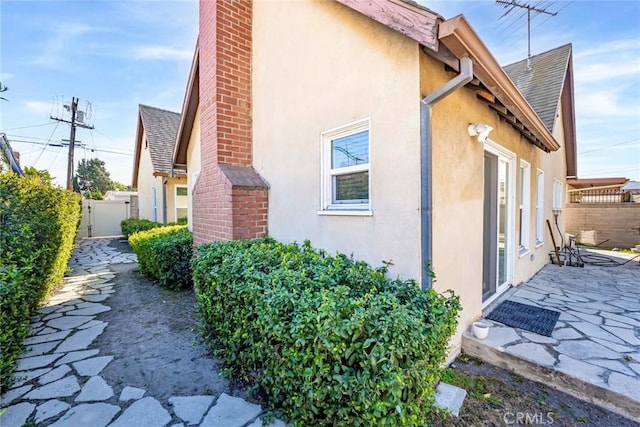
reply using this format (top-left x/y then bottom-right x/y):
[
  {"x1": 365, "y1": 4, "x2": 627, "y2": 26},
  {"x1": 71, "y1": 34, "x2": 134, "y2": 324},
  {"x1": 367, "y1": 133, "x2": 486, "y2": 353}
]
[
  {"x1": 535, "y1": 169, "x2": 544, "y2": 247},
  {"x1": 318, "y1": 118, "x2": 372, "y2": 216},
  {"x1": 553, "y1": 179, "x2": 564, "y2": 211},
  {"x1": 175, "y1": 185, "x2": 188, "y2": 222},
  {"x1": 518, "y1": 160, "x2": 531, "y2": 256}
]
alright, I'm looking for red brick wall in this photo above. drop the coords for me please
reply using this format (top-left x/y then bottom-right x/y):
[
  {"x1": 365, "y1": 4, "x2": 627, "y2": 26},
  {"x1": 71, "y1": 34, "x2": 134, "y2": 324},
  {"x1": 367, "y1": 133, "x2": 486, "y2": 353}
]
[{"x1": 193, "y1": 0, "x2": 268, "y2": 245}]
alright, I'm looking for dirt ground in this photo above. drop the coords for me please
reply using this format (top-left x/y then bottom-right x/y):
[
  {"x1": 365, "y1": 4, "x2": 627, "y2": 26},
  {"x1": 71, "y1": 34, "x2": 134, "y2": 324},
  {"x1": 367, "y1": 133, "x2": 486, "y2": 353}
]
[
  {"x1": 91, "y1": 240, "x2": 235, "y2": 402},
  {"x1": 97, "y1": 239, "x2": 639, "y2": 426},
  {"x1": 434, "y1": 354, "x2": 639, "y2": 426}
]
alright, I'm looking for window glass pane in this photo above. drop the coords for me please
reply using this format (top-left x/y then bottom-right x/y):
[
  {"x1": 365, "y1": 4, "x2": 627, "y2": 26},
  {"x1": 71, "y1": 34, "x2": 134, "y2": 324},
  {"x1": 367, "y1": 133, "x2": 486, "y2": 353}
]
[
  {"x1": 331, "y1": 130, "x2": 369, "y2": 169},
  {"x1": 176, "y1": 208, "x2": 188, "y2": 221},
  {"x1": 333, "y1": 172, "x2": 368, "y2": 203},
  {"x1": 176, "y1": 187, "x2": 188, "y2": 197}
]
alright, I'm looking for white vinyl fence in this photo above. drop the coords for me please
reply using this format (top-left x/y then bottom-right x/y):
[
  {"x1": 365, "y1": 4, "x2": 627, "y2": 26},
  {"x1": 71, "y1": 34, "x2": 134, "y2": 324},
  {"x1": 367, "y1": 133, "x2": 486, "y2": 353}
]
[{"x1": 77, "y1": 198, "x2": 132, "y2": 238}]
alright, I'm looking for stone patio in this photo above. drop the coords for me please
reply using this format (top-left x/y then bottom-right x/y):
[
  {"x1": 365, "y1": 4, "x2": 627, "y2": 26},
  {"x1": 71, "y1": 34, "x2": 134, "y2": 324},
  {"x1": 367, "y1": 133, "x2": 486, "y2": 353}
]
[{"x1": 463, "y1": 249, "x2": 640, "y2": 421}]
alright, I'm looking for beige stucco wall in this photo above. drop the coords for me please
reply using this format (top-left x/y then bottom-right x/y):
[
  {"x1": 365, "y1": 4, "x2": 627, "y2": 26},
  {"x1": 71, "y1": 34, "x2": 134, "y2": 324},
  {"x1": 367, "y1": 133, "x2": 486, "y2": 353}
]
[
  {"x1": 164, "y1": 176, "x2": 188, "y2": 223},
  {"x1": 136, "y1": 130, "x2": 188, "y2": 224},
  {"x1": 136, "y1": 131, "x2": 164, "y2": 222},
  {"x1": 253, "y1": 0, "x2": 422, "y2": 279},
  {"x1": 186, "y1": 107, "x2": 201, "y2": 231},
  {"x1": 422, "y1": 51, "x2": 568, "y2": 349},
  {"x1": 251, "y1": 0, "x2": 569, "y2": 354}
]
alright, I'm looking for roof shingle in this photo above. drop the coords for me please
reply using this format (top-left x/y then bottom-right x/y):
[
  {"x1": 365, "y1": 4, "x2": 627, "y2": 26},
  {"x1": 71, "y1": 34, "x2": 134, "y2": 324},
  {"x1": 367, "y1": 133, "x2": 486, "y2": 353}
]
[
  {"x1": 503, "y1": 44, "x2": 572, "y2": 133},
  {"x1": 139, "y1": 104, "x2": 181, "y2": 174}
]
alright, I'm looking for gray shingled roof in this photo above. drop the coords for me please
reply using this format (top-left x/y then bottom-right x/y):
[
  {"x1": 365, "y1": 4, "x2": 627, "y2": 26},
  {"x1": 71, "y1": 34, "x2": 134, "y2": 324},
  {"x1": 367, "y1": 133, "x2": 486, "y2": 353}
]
[
  {"x1": 139, "y1": 104, "x2": 181, "y2": 175},
  {"x1": 503, "y1": 44, "x2": 572, "y2": 133}
]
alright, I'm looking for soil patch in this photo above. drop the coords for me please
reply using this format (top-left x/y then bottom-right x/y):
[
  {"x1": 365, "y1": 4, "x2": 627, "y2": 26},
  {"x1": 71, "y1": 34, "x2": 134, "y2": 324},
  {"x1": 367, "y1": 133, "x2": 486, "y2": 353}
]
[
  {"x1": 91, "y1": 241, "x2": 231, "y2": 401},
  {"x1": 434, "y1": 355, "x2": 639, "y2": 426}
]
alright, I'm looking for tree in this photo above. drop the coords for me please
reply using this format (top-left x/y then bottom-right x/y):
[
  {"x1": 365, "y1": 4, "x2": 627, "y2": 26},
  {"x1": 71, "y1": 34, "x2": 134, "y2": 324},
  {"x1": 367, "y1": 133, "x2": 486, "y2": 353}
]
[
  {"x1": 0, "y1": 81, "x2": 8, "y2": 101},
  {"x1": 23, "y1": 166, "x2": 54, "y2": 186},
  {"x1": 111, "y1": 181, "x2": 130, "y2": 191},
  {"x1": 75, "y1": 158, "x2": 113, "y2": 198}
]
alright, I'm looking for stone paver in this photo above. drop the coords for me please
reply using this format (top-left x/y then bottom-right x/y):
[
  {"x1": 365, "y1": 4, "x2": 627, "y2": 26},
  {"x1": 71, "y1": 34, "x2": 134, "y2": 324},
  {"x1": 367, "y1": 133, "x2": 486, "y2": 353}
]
[
  {"x1": 49, "y1": 402, "x2": 120, "y2": 427},
  {"x1": 119, "y1": 386, "x2": 146, "y2": 401},
  {"x1": 465, "y1": 248, "x2": 640, "y2": 420},
  {"x1": 25, "y1": 376, "x2": 80, "y2": 399},
  {"x1": 0, "y1": 239, "x2": 290, "y2": 426},
  {"x1": 1, "y1": 402, "x2": 36, "y2": 426},
  {"x1": 75, "y1": 376, "x2": 114, "y2": 402},
  {"x1": 201, "y1": 393, "x2": 263, "y2": 427},
  {"x1": 108, "y1": 397, "x2": 171, "y2": 427},
  {"x1": 73, "y1": 355, "x2": 113, "y2": 376},
  {"x1": 35, "y1": 399, "x2": 71, "y2": 423},
  {"x1": 169, "y1": 395, "x2": 215, "y2": 425}
]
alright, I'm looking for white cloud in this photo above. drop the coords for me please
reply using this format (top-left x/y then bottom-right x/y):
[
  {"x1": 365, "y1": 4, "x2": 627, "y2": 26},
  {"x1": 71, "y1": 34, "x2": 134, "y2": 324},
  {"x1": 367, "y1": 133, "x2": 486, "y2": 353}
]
[
  {"x1": 0, "y1": 73, "x2": 14, "y2": 81},
  {"x1": 23, "y1": 100, "x2": 53, "y2": 115},
  {"x1": 575, "y1": 39, "x2": 640, "y2": 59},
  {"x1": 32, "y1": 23, "x2": 95, "y2": 69},
  {"x1": 129, "y1": 45, "x2": 193, "y2": 61},
  {"x1": 576, "y1": 90, "x2": 638, "y2": 118}
]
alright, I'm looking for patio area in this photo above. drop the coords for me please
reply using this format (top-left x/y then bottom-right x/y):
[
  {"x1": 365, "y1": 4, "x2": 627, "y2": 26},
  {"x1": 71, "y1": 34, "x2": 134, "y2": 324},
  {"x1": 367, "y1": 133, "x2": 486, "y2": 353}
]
[{"x1": 462, "y1": 249, "x2": 640, "y2": 421}]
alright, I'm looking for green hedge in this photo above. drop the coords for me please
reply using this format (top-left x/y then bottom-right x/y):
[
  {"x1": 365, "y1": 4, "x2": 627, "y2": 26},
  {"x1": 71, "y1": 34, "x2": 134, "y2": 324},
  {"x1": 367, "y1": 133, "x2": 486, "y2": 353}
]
[
  {"x1": 120, "y1": 218, "x2": 165, "y2": 239},
  {"x1": 128, "y1": 225, "x2": 193, "y2": 290},
  {"x1": 193, "y1": 238, "x2": 461, "y2": 426},
  {"x1": 0, "y1": 173, "x2": 81, "y2": 389}
]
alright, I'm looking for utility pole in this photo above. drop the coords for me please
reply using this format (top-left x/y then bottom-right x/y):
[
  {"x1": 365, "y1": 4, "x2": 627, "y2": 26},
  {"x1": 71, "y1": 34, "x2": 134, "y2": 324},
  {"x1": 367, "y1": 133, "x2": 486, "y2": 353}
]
[
  {"x1": 50, "y1": 97, "x2": 94, "y2": 190},
  {"x1": 496, "y1": 0, "x2": 557, "y2": 68}
]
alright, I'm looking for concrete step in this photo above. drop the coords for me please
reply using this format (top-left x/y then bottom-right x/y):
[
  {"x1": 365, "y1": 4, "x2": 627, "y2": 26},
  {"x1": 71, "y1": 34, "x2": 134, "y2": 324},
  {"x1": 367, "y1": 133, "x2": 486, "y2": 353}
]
[{"x1": 462, "y1": 331, "x2": 640, "y2": 422}]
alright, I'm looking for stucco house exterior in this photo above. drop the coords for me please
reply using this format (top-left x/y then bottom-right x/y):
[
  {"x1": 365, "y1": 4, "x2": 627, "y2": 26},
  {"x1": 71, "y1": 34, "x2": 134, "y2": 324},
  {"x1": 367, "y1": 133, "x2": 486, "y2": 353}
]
[
  {"x1": 132, "y1": 104, "x2": 188, "y2": 224},
  {"x1": 173, "y1": 0, "x2": 577, "y2": 354}
]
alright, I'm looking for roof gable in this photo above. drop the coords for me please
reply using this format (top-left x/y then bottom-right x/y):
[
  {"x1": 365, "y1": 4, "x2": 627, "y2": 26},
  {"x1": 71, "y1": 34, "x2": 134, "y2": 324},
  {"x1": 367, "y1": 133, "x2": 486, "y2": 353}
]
[
  {"x1": 503, "y1": 44, "x2": 572, "y2": 133},
  {"x1": 139, "y1": 104, "x2": 181, "y2": 174},
  {"x1": 132, "y1": 105, "x2": 181, "y2": 187}
]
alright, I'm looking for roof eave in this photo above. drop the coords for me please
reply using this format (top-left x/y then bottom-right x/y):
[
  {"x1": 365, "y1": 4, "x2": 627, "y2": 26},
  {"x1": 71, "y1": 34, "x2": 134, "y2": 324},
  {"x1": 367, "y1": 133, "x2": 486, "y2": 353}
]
[
  {"x1": 561, "y1": 55, "x2": 578, "y2": 177},
  {"x1": 173, "y1": 42, "x2": 200, "y2": 166},
  {"x1": 439, "y1": 15, "x2": 561, "y2": 152},
  {"x1": 131, "y1": 111, "x2": 144, "y2": 188},
  {"x1": 335, "y1": 0, "x2": 440, "y2": 51}
]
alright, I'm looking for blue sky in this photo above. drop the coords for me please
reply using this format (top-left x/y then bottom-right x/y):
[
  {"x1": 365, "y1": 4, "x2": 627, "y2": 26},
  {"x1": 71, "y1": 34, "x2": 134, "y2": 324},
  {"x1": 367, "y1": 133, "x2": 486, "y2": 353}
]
[{"x1": 1, "y1": 1, "x2": 639, "y2": 186}]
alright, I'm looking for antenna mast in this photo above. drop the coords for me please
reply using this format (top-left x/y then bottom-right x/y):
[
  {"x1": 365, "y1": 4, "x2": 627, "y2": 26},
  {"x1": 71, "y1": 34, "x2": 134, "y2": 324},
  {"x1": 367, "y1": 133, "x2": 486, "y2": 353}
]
[{"x1": 496, "y1": 1, "x2": 557, "y2": 68}]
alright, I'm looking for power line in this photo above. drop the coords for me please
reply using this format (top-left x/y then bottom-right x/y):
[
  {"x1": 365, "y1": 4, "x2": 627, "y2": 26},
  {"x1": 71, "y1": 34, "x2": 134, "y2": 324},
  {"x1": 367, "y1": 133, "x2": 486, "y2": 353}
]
[
  {"x1": 2, "y1": 122, "x2": 56, "y2": 131},
  {"x1": 578, "y1": 138, "x2": 640, "y2": 155},
  {"x1": 33, "y1": 121, "x2": 60, "y2": 167},
  {"x1": 7, "y1": 137, "x2": 133, "y2": 156}
]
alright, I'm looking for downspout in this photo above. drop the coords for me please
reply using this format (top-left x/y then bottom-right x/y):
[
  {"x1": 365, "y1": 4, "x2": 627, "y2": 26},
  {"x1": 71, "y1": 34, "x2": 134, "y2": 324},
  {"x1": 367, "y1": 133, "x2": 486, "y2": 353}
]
[{"x1": 421, "y1": 57, "x2": 473, "y2": 289}]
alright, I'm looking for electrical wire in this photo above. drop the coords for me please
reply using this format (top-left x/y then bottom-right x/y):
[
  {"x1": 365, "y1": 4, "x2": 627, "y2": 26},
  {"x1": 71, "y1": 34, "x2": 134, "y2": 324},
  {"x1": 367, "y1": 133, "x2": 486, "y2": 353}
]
[
  {"x1": 2, "y1": 122, "x2": 56, "y2": 131},
  {"x1": 32, "y1": 121, "x2": 60, "y2": 166}
]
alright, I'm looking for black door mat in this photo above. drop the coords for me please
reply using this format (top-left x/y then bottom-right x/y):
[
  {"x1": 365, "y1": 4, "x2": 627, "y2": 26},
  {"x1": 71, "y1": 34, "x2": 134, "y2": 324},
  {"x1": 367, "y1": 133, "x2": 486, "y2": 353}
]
[{"x1": 486, "y1": 300, "x2": 560, "y2": 337}]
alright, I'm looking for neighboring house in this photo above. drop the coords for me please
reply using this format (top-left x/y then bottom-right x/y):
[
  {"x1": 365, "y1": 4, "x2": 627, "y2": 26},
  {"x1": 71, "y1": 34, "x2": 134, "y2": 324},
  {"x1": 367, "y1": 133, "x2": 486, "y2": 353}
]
[
  {"x1": 172, "y1": 0, "x2": 577, "y2": 354},
  {"x1": 132, "y1": 105, "x2": 187, "y2": 224},
  {"x1": 104, "y1": 190, "x2": 138, "y2": 201},
  {"x1": 1, "y1": 133, "x2": 24, "y2": 175},
  {"x1": 567, "y1": 177, "x2": 631, "y2": 203}
]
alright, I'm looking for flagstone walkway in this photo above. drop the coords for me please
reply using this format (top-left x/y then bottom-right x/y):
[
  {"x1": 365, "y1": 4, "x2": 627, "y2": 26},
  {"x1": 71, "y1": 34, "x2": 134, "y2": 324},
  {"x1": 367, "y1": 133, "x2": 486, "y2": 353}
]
[
  {"x1": 463, "y1": 250, "x2": 640, "y2": 421},
  {"x1": 1, "y1": 239, "x2": 286, "y2": 427}
]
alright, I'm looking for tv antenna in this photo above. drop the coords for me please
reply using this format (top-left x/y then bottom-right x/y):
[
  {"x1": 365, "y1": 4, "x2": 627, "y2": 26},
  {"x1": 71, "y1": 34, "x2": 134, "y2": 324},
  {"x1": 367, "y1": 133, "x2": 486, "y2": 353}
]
[{"x1": 496, "y1": 1, "x2": 557, "y2": 68}]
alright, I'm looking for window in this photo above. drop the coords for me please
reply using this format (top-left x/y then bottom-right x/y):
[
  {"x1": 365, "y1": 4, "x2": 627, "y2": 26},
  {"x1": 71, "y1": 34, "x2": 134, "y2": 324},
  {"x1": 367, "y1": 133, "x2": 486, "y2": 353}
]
[
  {"x1": 176, "y1": 185, "x2": 188, "y2": 222},
  {"x1": 320, "y1": 119, "x2": 371, "y2": 213},
  {"x1": 553, "y1": 179, "x2": 564, "y2": 210},
  {"x1": 519, "y1": 160, "x2": 530, "y2": 254},
  {"x1": 536, "y1": 169, "x2": 544, "y2": 246}
]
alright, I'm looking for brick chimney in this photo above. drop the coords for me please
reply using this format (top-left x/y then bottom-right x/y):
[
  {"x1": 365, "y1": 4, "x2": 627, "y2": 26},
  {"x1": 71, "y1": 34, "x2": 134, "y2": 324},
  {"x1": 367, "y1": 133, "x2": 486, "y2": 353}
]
[{"x1": 193, "y1": 0, "x2": 269, "y2": 245}]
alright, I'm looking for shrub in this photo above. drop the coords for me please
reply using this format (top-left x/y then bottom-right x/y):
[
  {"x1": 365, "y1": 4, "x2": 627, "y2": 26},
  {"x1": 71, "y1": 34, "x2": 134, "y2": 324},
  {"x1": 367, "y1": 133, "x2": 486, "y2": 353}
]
[
  {"x1": 193, "y1": 238, "x2": 461, "y2": 426},
  {"x1": 128, "y1": 225, "x2": 193, "y2": 290},
  {"x1": 120, "y1": 218, "x2": 166, "y2": 238},
  {"x1": 0, "y1": 173, "x2": 81, "y2": 389}
]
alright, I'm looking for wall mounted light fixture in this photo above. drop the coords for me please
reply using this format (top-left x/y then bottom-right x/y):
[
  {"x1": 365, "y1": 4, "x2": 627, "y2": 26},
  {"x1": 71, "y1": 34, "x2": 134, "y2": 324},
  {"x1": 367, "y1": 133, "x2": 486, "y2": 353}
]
[{"x1": 467, "y1": 123, "x2": 494, "y2": 142}]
